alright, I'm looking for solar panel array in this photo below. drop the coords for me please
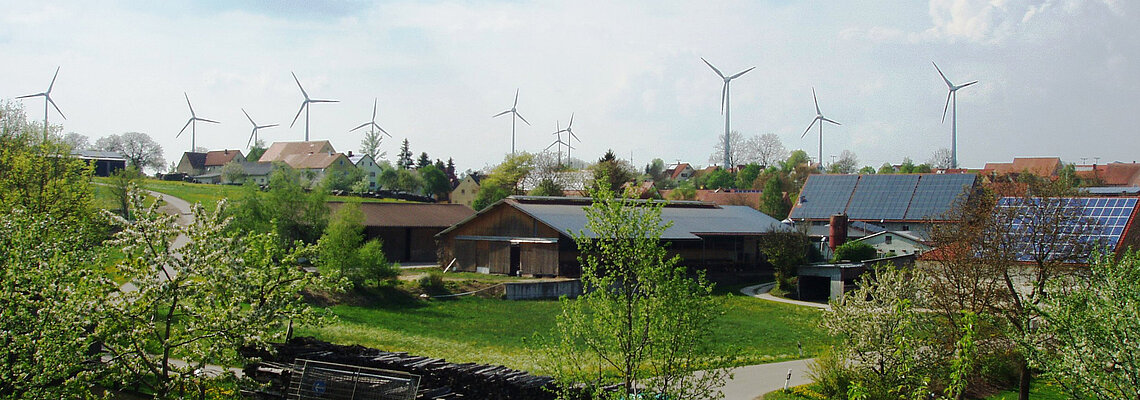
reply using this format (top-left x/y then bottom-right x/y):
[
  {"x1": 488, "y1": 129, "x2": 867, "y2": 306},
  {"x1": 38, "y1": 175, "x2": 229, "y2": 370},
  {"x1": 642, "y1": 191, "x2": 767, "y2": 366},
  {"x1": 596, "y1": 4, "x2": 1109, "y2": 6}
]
[
  {"x1": 790, "y1": 174, "x2": 976, "y2": 221},
  {"x1": 997, "y1": 197, "x2": 1137, "y2": 261},
  {"x1": 906, "y1": 174, "x2": 976, "y2": 219},
  {"x1": 789, "y1": 175, "x2": 858, "y2": 220},
  {"x1": 847, "y1": 174, "x2": 920, "y2": 220}
]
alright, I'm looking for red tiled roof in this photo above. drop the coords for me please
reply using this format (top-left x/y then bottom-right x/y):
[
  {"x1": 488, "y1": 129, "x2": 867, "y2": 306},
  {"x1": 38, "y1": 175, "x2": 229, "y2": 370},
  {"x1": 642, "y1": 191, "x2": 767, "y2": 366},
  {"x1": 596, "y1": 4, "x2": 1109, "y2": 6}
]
[
  {"x1": 281, "y1": 152, "x2": 348, "y2": 169},
  {"x1": 260, "y1": 141, "x2": 335, "y2": 163},
  {"x1": 984, "y1": 157, "x2": 1061, "y2": 177},
  {"x1": 203, "y1": 149, "x2": 243, "y2": 166}
]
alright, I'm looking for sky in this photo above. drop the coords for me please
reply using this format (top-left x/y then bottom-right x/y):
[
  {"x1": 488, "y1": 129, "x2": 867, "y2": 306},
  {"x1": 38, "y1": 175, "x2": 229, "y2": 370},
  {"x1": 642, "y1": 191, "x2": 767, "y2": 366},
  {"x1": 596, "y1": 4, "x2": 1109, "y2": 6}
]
[{"x1": 1, "y1": 0, "x2": 1137, "y2": 173}]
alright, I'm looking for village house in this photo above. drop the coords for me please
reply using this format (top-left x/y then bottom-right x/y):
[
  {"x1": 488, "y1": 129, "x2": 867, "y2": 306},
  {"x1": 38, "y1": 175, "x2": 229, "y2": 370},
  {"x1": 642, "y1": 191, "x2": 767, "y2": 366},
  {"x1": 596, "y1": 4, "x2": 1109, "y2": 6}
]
[
  {"x1": 346, "y1": 151, "x2": 384, "y2": 190},
  {"x1": 436, "y1": 196, "x2": 792, "y2": 282},
  {"x1": 176, "y1": 149, "x2": 246, "y2": 177},
  {"x1": 449, "y1": 174, "x2": 482, "y2": 209}
]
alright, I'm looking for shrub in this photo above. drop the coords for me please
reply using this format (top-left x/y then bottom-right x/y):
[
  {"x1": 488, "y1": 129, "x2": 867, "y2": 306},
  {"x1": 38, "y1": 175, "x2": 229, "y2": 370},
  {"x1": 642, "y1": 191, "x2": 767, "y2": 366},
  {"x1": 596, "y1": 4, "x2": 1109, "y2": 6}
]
[
  {"x1": 832, "y1": 241, "x2": 876, "y2": 263},
  {"x1": 357, "y1": 239, "x2": 398, "y2": 283},
  {"x1": 417, "y1": 271, "x2": 445, "y2": 293}
]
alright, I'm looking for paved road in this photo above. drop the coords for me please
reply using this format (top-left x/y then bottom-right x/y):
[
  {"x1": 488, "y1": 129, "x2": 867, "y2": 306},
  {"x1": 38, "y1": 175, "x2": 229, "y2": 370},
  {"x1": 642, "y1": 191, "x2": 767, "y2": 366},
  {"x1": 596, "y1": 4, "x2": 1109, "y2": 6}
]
[{"x1": 718, "y1": 358, "x2": 814, "y2": 400}]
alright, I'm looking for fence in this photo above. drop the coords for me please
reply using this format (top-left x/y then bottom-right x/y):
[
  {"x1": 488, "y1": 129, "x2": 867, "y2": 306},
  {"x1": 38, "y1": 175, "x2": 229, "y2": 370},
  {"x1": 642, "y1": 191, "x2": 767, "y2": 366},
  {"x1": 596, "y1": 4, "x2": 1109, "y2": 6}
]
[{"x1": 287, "y1": 359, "x2": 420, "y2": 400}]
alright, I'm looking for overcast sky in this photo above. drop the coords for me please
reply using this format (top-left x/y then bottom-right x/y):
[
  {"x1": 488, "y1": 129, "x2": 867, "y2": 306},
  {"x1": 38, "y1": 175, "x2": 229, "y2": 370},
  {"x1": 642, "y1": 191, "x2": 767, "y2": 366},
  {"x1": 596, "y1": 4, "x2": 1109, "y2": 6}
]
[{"x1": 2, "y1": 0, "x2": 1136, "y2": 172}]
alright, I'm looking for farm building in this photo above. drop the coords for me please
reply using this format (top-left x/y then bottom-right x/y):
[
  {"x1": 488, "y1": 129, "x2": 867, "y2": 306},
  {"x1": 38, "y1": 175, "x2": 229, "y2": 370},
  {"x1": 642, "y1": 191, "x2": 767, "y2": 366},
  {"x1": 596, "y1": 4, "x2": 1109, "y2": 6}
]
[
  {"x1": 435, "y1": 196, "x2": 793, "y2": 280},
  {"x1": 72, "y1": 150, "x2": 126, "y2": 177},
  {"x1": 329, "y1": 202, "x2": 475, "y2": 263}
]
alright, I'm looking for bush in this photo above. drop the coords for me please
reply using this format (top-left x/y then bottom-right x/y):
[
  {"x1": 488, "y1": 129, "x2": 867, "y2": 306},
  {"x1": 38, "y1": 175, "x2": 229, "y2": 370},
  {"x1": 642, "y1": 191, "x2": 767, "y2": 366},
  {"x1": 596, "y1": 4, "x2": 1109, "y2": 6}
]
[
  {"x1": 832, "y1": 241, "x2": 876, "y2": 263},
  {"x1": 417, "y1": 271, "x2": 445, "y2": 293},
  {"x1": 357, "y1": 239, "x2": 398, "y2": 283},
  {"x1": 808, "y1": 348, "x2": 852, "y2": 398}
]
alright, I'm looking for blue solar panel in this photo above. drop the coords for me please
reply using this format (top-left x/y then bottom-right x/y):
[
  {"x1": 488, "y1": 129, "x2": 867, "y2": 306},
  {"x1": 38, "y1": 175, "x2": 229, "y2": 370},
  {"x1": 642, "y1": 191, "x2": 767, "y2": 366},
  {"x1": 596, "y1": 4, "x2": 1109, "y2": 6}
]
[
  {"x1": 790, "y1": 175, "x2": 858, "y2": 220},
  {"x1": 996, "y1": 197, "x2": 1137, "y2": 262},
  {"x1": 905, "y1": 174, "x2": 976, "y2": 220},
  {"x1": 846, "y1": 175, "x2": 920, "y2": 220}
]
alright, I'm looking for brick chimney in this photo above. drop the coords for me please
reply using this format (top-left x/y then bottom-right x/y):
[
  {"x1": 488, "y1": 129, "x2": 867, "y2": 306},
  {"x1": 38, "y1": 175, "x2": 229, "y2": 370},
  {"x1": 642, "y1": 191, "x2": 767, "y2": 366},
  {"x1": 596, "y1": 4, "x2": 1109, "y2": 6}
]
[{"x1": 829, "y1": 214, "x2": 848, "y2": 251}]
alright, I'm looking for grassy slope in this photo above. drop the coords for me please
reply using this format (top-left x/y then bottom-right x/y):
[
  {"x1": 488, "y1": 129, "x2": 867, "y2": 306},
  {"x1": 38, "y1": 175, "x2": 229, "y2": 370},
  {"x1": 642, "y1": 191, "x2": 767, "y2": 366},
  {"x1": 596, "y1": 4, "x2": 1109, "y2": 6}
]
[
  {"x1": 297, "y1": 286, "x2": 831, "y2": 375},
  {"x1": 92, "y1": 177, "x2": 413, "y2": 210}
]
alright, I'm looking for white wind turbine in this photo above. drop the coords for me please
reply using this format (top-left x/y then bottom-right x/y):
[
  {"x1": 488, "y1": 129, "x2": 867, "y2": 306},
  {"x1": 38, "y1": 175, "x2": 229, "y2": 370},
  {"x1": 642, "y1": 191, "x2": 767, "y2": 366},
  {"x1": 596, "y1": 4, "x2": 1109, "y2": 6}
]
[
  {"x1": 16, "y1": 66, "x2": 65, "y2": 140},
  {"x1": 547, "y1": 120, "x2": 574, "y2": 166},
  {"x1": 350, "y1": 98, "x2": 392, "y2": 138},
  {"x1": 800, "y1": 87, "x2": 841, "y2": 170},
  {"x1": 933, "y1": 61, "x2": 977, "y2": 170},
  {"x1": 702, "y1": 57, "x2": 754, "y2": 168},
  {"x1": 559, "y1": 113, "x2": 581, "y2": 162},
  {"x1": 289, "y1": 72, "x2": 338, "y2": 141},
  {"x1": 176, "y1": 93, "x2": 219, "y2": 151},
  {"x1": 242, "y1": 108, "x2": 277, "y2": 148},
  {"x1": 492, "y1": 88, "x2": 530, "y2": 154}
]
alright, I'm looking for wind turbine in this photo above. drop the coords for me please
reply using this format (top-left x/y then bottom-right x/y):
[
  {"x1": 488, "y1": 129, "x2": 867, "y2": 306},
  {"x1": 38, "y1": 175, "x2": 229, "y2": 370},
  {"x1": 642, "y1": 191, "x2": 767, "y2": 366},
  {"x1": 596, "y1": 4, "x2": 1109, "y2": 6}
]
[
  {"x1": 933, "y1": 61, "x2": 977, "y2": 169},
  {"x1": 350, "y1": 98, "x2": 392, "y2": 138},
  {"x1": 242, "y1": 108, "x2": 277, "y2": 148},
  {"x1": 547, "y1": 120, "x2": 574, "y2": 166},
  {"x1": 16, "y1": 66, "x2": 65, "y2": 140},
  {"x1": 702, "y1": 57, "x2": 754, "y2": 169},
  {"x1": 492, "y1": 88, "x2": 530, "y2": 154},
  {"x1": 560, "y1": 113, "x2": 581, "y2": 162},
  {"x1": 289, "y1": 72, "x2": 338, "y2": 141},
  {"x1": 800, "y1": 87, "x2": 841, "y2": 170},
  {"x1": 176, "y1": 93, "x2": 219, "y2": 151}
]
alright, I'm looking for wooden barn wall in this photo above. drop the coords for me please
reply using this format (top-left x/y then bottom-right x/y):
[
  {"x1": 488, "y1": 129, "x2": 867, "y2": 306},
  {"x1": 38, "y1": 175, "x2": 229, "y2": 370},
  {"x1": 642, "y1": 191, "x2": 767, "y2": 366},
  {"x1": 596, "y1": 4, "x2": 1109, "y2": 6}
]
[
  {"x1": 363, "y1": 227, "x2": 446, "y2": 263},
  {"x1": 439, "y1": 203, "x2": 562, "y2": 274},
  {"x1": 443, "y1": 205, "x2": 560, "y2": 239},
  {"x1": 487, "y1": 241, "x2": 510, "y2": 274},
  {"x1": 521, "y1": 242, "x2": 559, "y2": 276}
]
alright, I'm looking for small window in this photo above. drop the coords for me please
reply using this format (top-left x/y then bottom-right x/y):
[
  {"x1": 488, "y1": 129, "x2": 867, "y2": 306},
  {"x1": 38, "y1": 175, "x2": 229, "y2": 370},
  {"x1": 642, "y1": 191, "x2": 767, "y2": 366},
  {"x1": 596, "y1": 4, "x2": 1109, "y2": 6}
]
[
  {"x1": 885, "y1": 235, "x2": 892, "y2": 244},
  {"x1": 901, "y1": 225, "x2": 910, "y2": 231}
]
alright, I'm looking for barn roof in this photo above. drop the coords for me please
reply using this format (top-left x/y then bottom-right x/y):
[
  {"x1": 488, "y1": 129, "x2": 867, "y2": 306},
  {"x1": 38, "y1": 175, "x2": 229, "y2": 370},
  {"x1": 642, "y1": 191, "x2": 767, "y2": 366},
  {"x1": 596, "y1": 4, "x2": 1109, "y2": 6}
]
[
  {"x1": 204, "y1": 149, "x2": 243, "y2": 166},
  {"x1": 439, "y1": 196, "x2": 792, "y2": 240},
  {"x1": 790, "y1": 173, "x2": 976, "y2": 221},
  {"x1": 329, "y1": 202, "x2": 475, "y2": 228}
]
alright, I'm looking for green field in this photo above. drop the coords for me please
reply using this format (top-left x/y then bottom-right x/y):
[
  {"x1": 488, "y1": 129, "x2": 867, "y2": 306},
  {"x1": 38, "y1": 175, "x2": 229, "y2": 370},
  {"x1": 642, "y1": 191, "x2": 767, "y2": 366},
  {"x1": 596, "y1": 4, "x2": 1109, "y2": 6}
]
[
  {"x1": 91, "y1": 177, "x2": 415, "y2": 210},
  {"x1": 296, "y1": 285, "x2": 831, "y2": 374}
]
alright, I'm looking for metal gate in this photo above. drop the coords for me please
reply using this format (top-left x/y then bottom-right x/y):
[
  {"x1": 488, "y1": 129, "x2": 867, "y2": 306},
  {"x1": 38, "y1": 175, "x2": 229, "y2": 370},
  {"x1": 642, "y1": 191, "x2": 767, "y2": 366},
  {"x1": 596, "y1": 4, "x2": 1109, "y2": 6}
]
[{"x1": 287, "y1": 359, "x2": 420, "y2": 400}]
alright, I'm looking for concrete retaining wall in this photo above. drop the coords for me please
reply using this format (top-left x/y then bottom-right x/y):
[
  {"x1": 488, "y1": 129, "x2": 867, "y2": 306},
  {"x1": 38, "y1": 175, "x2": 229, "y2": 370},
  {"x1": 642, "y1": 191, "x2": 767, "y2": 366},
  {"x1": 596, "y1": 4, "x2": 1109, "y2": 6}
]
[{"x1": 504, "y1": 280, "x2": 582, "y2": 300}]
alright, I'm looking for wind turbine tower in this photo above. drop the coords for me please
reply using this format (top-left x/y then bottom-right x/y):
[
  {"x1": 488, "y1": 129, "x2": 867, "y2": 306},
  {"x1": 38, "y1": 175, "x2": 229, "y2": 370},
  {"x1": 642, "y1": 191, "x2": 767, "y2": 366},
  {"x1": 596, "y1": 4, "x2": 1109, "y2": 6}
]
[
  {"x1": 289, "y1": 72, "x2": 338, "y2": 141},
  {"x1": 702, "y1": 57, "x2": 754, "y2": 169},
  {"x1": 492, "y1": 89, "x2": 530, "y2": 154},
  {"x1": 933, "y1": 61, "x2": 977, "y2": 169},
  {"x1": 177, "y1": 93, "x2": 219, "y2": 151},
  {"x1": 17, "y1": 66, "x2": 65, "y2": 140},
  {"x1": 242, "y1": 108, "x2": 278, "y2": 148},
  {"x1": 800, "y1": 87, "x2": 841, "y2": 170}
]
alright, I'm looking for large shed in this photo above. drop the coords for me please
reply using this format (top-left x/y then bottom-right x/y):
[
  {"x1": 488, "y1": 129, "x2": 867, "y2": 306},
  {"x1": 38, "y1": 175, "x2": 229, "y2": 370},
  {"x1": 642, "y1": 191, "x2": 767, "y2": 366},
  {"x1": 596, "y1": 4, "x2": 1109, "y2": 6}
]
[
  {"x1": 329, "y1": 202, "x2": 475, "y2": 263},
  {"x1": 436, "y1": 196, "x2": 792, "y2": 280}
]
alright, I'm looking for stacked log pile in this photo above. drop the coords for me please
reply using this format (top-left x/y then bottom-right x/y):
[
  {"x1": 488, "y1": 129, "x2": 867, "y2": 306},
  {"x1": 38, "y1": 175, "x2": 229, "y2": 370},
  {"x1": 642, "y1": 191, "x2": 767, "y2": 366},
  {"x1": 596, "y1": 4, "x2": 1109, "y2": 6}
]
[{"x1": 241, "y1": 337, "x2": 561, "y2": 399}]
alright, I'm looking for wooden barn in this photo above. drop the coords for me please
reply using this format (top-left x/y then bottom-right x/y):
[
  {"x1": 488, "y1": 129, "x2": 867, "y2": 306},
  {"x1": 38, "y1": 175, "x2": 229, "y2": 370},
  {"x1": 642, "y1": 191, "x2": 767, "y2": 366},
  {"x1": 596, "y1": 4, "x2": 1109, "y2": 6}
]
[
  {"x1": 329, "y1": 202, "x2": 475, "y2": 263},
  {"x1": 436, "y1": 196, "x2": 793, "y2": 279}
]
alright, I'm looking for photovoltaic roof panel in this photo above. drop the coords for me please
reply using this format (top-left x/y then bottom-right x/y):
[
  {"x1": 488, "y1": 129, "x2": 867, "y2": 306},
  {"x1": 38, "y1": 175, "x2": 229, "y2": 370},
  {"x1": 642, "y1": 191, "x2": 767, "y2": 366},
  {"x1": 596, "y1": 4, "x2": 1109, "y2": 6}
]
[
  {"x1": 905, "y1": 174, "x2": 976, "y2": 220},
  {"x1": 789, "y1": 175, "x2": 858, "y2": 220},
  {"x1": 996, "y1": 197, "x2": 1138, "y2": 262},
  {"x1": 846, "y1": 174, "x2": 920, "y2": 220}
]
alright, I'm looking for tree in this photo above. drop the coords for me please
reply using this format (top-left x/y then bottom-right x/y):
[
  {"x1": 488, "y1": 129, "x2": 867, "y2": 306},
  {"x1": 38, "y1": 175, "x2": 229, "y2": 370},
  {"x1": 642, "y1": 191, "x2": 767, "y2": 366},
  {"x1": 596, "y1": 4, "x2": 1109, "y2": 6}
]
[
  {"x1": 419, "y1": 164, "x2": 451, "y2": 200},
  {"x1": 529, "y1": 178, "x2": 564, "y2": 196},
  {"x1": 748, "y1": 133, "x2": 788, "y2": 167},
  {"x1": 471, "y1": 153, "x2": 536, "y2": 210},
  {"x1": 322, "y1": 161, "x2": 364, "y2": 192},
  {"x1": 735, "y1": 163, "x2": 762, "y2": 189},
  {"x1": 708, "y1": 130, "x2": 745, "y2": 166},
  {"x1": 396, "y1": 138, "x2": 413, "y2": 169},
  {"x1": 318, "y1": 202, "x2": 396, "y2": 287},
  {"x1": 1031, "y1": 250, "x2": 1140, "y2": 399},
  {"x1": 858, "y1": 165, "x2": 876, "y2": 174},
  {"x1": 416, "y1": 152, "x2": 432, "y2": 169},
  {"x1": 227, "y1": 164, "x2": 328, "y2": 246},
  {"x1": 395, "y1": 168, "x2": 423, "y2": 193},
  {"x1": 645, "y1": 158, "x2": 666, "y2": 182},
  {"x1": 826, "y1": 150, "x2": 858, "y2": 174},
  {"x1": 780, "y1": 149, "x2": 811, "y2": 172},
  {"x1": 62, "y1": 132, "x2": 89, "y2": 150},
  {"x1": 832, "y1": 240, "x2": 876, "y2": 262},
  {"x1": 897, "y1": 157, "x2": 916, "y2": 173},
  {"x1": 543, "y1": 178, "x2": 730, "y2": 399},
  {"x1": 220, "y1": 161, "x2": 246, "y2": 184},
  {"x1": 103, "y1": 192, "x2": 343, "y2": 398},
  {"x1": 360, "y1": 130, "x2": 387, "y2": 161},
  {"x1": 667, "y1": 180, "x2": 697, "y2": 200},
  {"x1": 109, "y1": 166, "x2": 143, "y2": 217},
  {"x1": 760, "y1": 174, "x2": 790, "y2": 219},
  {"x1": 247, "y1": 139, "x2": 267, "y2": 162},
  {"x1": 96, "y1": 132, "x2": 165, "y2": 174},
  {"x1": 591, "y1": 150, "x2": 636, "y2": 194},
  {"x1": 878, "y1": 163, "x2": 896, "y2": 174},
  {"x1": 758, "y1": 231, "x2": 808, "y2": 291},
  {"x1": 928, "y1": 148, "x2": 953, "y2": 170},
  {"x1": 703, "y1": 167, "x2": 735, "y2": 189}
]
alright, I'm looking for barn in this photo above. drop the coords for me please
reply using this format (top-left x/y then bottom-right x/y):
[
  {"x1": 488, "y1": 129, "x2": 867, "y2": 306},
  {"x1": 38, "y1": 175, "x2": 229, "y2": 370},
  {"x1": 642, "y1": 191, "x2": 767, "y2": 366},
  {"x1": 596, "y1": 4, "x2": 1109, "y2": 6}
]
[
  {"x1": 328, "y1": 202, "x2": 475, "y2": 263},
  {"x1": 435, "y1": 196, "x2": 792, "y2": 280}
]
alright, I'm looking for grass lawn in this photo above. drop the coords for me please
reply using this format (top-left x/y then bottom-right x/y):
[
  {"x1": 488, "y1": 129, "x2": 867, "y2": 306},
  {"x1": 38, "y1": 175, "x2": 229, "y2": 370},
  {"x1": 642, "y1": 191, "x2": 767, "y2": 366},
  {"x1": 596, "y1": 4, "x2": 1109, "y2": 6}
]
[{"x1": 297, "y1": 281, "x2": 831, "y2": 375}]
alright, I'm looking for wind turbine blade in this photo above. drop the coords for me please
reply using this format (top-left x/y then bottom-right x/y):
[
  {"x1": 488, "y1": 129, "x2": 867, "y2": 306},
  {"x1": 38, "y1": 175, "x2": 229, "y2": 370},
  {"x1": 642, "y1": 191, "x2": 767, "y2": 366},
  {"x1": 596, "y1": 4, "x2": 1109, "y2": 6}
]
[
  {"x1": 47, "y1": 96, "x2": 65, "y2": 119},
  {"x1": 184, "y1": 92, "x2": 195, "y2": 116},
  {"x1": 15, "y1": 93, "x2": 43, "y2": 99},
  {"x1": 178, "y1": 119, "x2": 193, "y2": 136},
  {"x1": 492, "y1": 110, "x2": 512, "y2": 118},
  {"x1": 513, "y1": 88, "x2": 519, "y2": 108},
  {"x1": 728, "y1": 66, "x2": 755, "y2": 80},
  {"x1": 701, "y1": 57, "x2": 725, "y2": 79},
  {"x1": 198, "y1": 118, "x2": 220, "y2": 124},
  {"x1": 248, "y1": 130, "x2": 256, "y2": 147},
  {"x1": 515, "y1": 112, "x2": 531, "y2": 126},
  {"x1": 292, "y1": 71, "x2": 309, "y2": 99},
  {"x1": 290, "y1": 103, "x2": 306, "y2": 128},
  {"x1": 48, "y1": 66, "x2": 60, "y2": 93},
  {"x1": 312, "y1": 99, "x2": 338, "y2": 103},
  {"x1": 822, "y1": 117, "x2": 841, "y2": 126},
  {"x1": 261, "y1": 124, "x2": 279, "y2": 129},
  {"x1": 372, "y1": 98, "x2": 378, "y2": 120},
  {"x1": 545, "y1": 141, "x2": 558, "y2": 151},
  {"x1": 720, "y1": 83, "x2": 727, "y2": 114},
  {"x1": 568, "y1": 112, "x2": 574, "y2": 128},
  {"x1": 812, "y1": 87, "x2": 821, "y2": 115},
  {"x1": 569, "y1": 131, "x2": 580, "y2": 142},
  {"x1": 802, "y1": 119, "x2": 819, "y2": 138},
  {"x1": 932, "y1": 61, "x2": 954, "y2": 89},
  {"x1": 378, "y1": 126, "x2": 391, "y2": 137},
  {"x1": 350, "y1": 122, "x2": 370, "y2": 131},
  {"x1": 960, "y1": 80, "x2": 978, "y2": 89},
  {"x1": 243, "y1": 108, "x2": 255, "y2": 125},
  {"x1": 942, "y1": 92, "x2": 952, "y2": 124}
]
